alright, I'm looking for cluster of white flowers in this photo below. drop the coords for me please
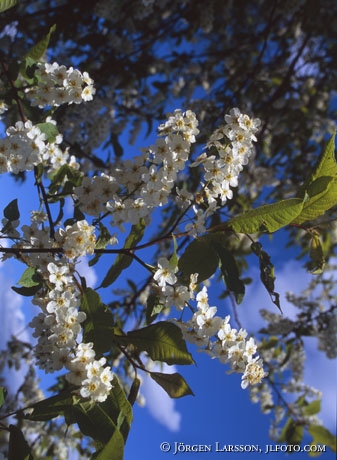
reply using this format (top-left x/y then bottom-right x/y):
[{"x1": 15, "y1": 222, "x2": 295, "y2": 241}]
[
  {"x1": 55, "y1": 220, "x2": 96, "y2": 259},
  {"x1": 29, "y1": 260, "x2": 114, "y2": 402},
  {"x1": 26, "y1": 62, "x2": 96, "y2": 108},
  {"x1": 66, "y1": 342, "x2": 114, "y2": 402},
  {"x1": 73, "y1": 109, "x2": 199, "y2": 230},
  {"x1": 0, "y1": 117, "x2": 80, "y2": 175},
  {"x1": 185, "y1": 108, "x2": 261, "y2": 237},
  {"x1": 0, "y1": 120, "x2": 46, "y2": 173},
  {"x1": 152, "y1": 258, "x2": 267, "y2": 389}
]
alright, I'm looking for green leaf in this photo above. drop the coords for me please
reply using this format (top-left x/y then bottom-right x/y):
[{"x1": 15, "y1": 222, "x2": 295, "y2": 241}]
[
  {"x1": 146, "y1": 294, "x2": 165, "y2": 324},
  {"x1": 278, "y1": 418, "x2": 304, "y2": 445},
  {"x1": 80, "y1": 288, "x2": 115, "y2": 355},
  {"x1": 36, "y1": 122, "x2": 59, "y2": 144},
  {"x1": 17, "y1": 267, "x2": 41, "y2": 288},
  {"x1": 100, "y1": 219, "x2": 146, "y2": 288},
  {"x1": 0, "y1": 0, "x2": 17, "y2": 14},
  {"x1": 215, "y1": 245, "x2": 245, "y2": 304},
  {"x1": 22, "y1": 24, "x2": 56, "y2": 66},
  {"x1": 302, "y1": 399, "x2": 321, "y2": 416},
  {"x1": 298, "y1": 133, "x2": 337, "y2": 194},
  {"x1": 178, "y1": 236, "x2": 219, "y2": 282},
  {"x1": 49, "y1": 164, "x2": 83, "y2": 196},
  {"x1": 70, "y1": 377, "x2": 132, "y2": 452},
  {"x1": 115, "y1": 321, "x2": 194, "y2": 365},
  {"x1": 294, "y1": 133, "x2": 337, "y2": 224},
  {"x1": 127, "y1": 377, "x2": 141, "y2": 406},
  {"x1": 95, "y1": 429, "x2": 124, "y2": 460},
  {"x1": 308, "y1": 235, "x2": 325, "y2": 274},
  {"x1": 24, "y1": 391, "x2": 74, "y2": 421},
  {"x1": 0, "y1": 386, "x2": 7, "y2": 408},
  {"x1": 11, "y1": 285, "x2": 42, "y2": 297},
  {"x1": 225, "y1": 198, "x2": 304, "y2": 234},
  {"x1": 8, "y1": 425, "x2": 34, "y2": 460},
  {"x1": 251, "y1": 242, "x2": 282, "y2": 312},
  {"x1": 308, "y1": 425, "x2": 337, "y2": 453},
  {"x1": 4, "y1": 198, "x2": 20, "y2": 221},
  {"x1": 150, "y1": 372, "x2": 194, "y2": 398}
]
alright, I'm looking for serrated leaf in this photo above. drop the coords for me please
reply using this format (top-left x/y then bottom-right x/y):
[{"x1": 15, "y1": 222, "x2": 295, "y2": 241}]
[
  {"x1": 294, "y1": 133, "x2": 337, "y2": 224},
  {"x1": 308, "y1": 235, "x2": 325, "y2": 274},
  {"x1": 8, "y1": 425, "x2": 33, "y2": 460},
  {"x1": 298, "y1": 133, "x2": 337, "y2": 194},
  {"x1": 178, "y1": 237, "x2": 219, "y2": 282},
  {"x1": 0, "y1": 0, "x2": 17, "y2": 14},
  {"x1": 17, "y1": 267, "x2": 41, "y2": 288},
  {"x1": 80, "y1": 288, "x2": 115, "y2": 355},
  {"x1": 4, "y1": 198, "x2": 20, "y2": 221},
  {"x1": 115, "y1": 321, "x2": 194, "y2": 365},
  {"x1": 224, "y1": 198, "x2": 304, "y2": 234},
  {"x1": 150, "y1": 372, "x2": 194, "y2": 398},
  {"x1": 100, "y1": 219, "x2": 146, "y2": 288},
  {"x1": 308, "y1": 425, "x2": 336, "y2": 452}
]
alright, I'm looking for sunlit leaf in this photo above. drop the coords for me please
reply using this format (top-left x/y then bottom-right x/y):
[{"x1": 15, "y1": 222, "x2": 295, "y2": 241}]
[
  {"x1": 115, "y1": 321, "x2": 194, "y2": 365},
  {"x1": 95, "y1": 429, "x2": 124, "y2": 460},
  {"x1": 308, "y1": 425, "x2": 337, "y2": 453},
  {"x1": 0, "y1": 0, "x2": 17, "y2": 14},
  {"x1": 150, "y1": 372, "x2": 194, "y2": 398},
  {"x1": 294, "y1": 133, "x2": 337, "y2": 224},
  {"x1": 36, "y1": 122, "x2": 59, "y2": 143},
  {"x1": 224, "y1": 198, "x2": 304, "y2": 234},
  {"x1": 17, "y1": 267, "x2": 41, "y2": 288},
  {"x1": 22, "y1": 24, "x2": 56, "y2": 65}
]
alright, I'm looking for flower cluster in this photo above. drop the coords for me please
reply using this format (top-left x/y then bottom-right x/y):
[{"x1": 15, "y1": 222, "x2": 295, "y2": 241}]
[
  {"x1": 28, "y1": 260, "x2": 114, "y2": 402},
  {"x1": 0, "y1": 120, "x2": 46, "y2": 173},
  {"x1": 0, "y1": 117, "x2": 79, "y2": 175},
  {"x1": 73, "y1": 109, "x2": 199, "y2": 231},
  {"x1": 66, "y1": 342, "x2": 114, "y2": 403},
  {"x1": 55, "y1": 220, "x2": 96, "y2": 259},
  {"x1": 26, "y1": 62, "x2": 96, "y2": 108},
  {"x1": 152, "y1": 258, "x2": 267, "y2": 389},
  {"x1": 177, "y1": 286, "x2": 267, "y2": 389}
]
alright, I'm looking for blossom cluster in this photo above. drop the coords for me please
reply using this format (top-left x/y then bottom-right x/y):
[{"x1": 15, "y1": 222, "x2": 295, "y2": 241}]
[
  {"x1": 185, "y1": 108, "x2": 261, "y2": 236},
  {"x1": 0, "y1": 117, "x2": 80, "y2": 175},
  {"x1": 29, "y1": 259, "x2": 114, "y2": 402},
  {"x1": 152, "y1": 258, "x2": 267, "y2": 389},
  {"x1": 25, "y1": 62, "x2": 96, "y2": 108},
  {"x1": 0, "y1": 120, "x2": 47, "y2": 174},
  {"x1": 73, "y1": 109, "x2": 199, "y2": 230},
  {"x1": 55, "y1": 220, "x2": 96, "y2": 259}
]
